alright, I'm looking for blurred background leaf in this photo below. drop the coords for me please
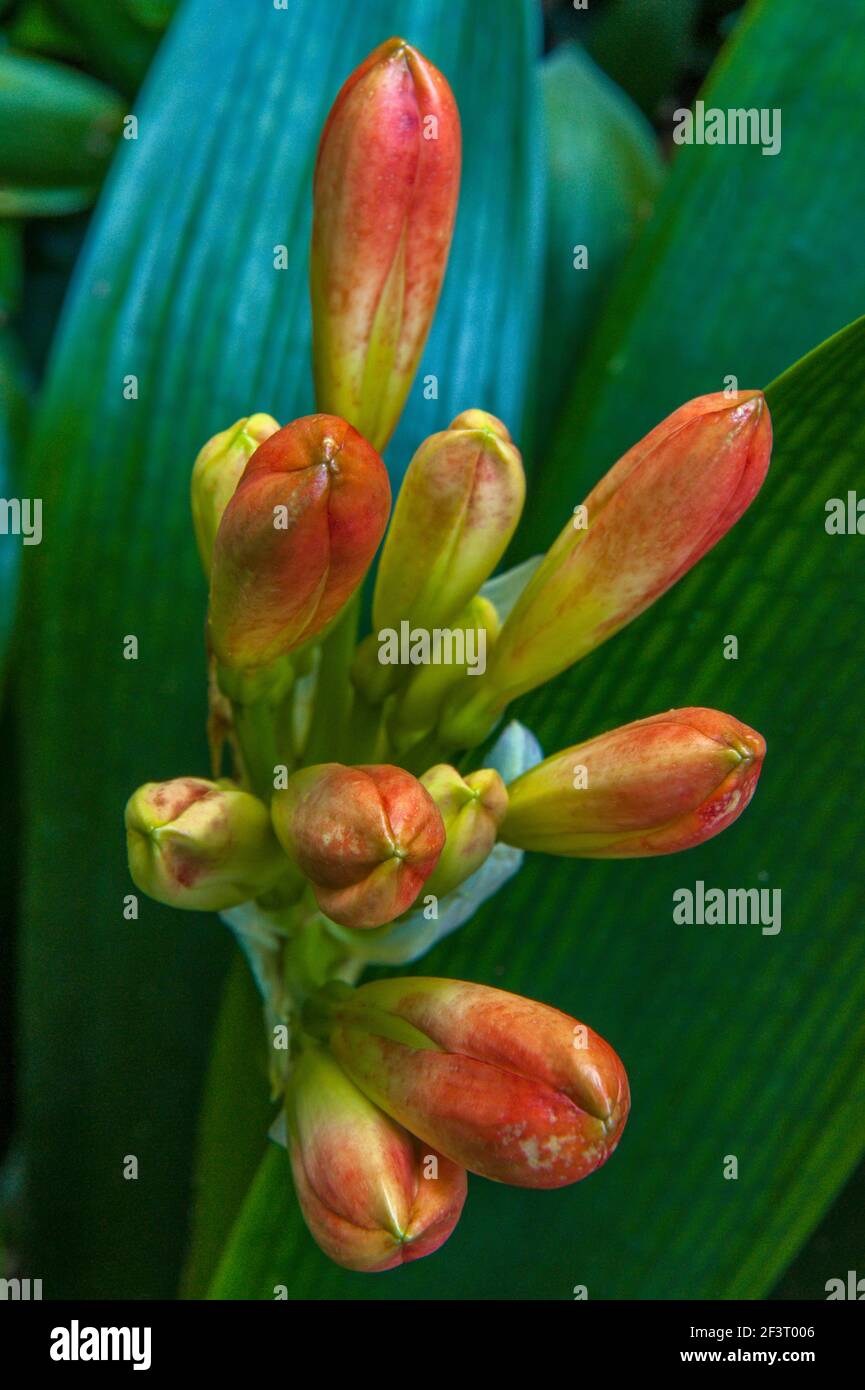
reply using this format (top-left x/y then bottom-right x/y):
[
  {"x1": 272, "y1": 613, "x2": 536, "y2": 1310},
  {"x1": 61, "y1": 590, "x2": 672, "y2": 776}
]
[
  {"x1": 15, "y1": 0, "x2": 543, "y2": 1299},
  {"x1": 0, "y1": 219, "x2": 28, "y2": 692},
  {"x1": 582, "y1": 0, "x2": 700, "y2": 120},
  {"x1": 526, "y1": 40, "x2": 663, "y2": 450},
  {"x1": 6, "y1": 0, "x2": 88, "y2": 63},
  {"x1": 0, "y1": 48, "x2": 124, "y2": 216},
  {"x1": 43, "y1": 0, "x2": 176, "y2": 94}
]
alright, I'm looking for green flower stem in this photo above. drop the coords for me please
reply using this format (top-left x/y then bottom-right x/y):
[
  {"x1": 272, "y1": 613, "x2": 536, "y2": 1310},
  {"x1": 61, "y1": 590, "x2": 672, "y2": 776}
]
[
  {"x1": 303, "y1": 596, "x2": 360, "y2": 764},
  {"x1": 349, "y1": 685, "x2": 391, "y2": 763},
  {"x1": 230, "y1": 694, "x2": 290, "y2": 800}
]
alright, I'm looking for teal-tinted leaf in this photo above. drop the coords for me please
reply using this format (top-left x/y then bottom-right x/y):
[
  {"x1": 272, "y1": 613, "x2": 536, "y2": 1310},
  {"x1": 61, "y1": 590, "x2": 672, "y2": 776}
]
[
  {"x1": 0, "y1": 50, "x2": 123, "y2": 215},
  {"x1": 17, "y1": 0, "x2": 542, "y2": 1299},
  {"x1": 529, "y1": 43, "x2": 663, "y2": 441}
]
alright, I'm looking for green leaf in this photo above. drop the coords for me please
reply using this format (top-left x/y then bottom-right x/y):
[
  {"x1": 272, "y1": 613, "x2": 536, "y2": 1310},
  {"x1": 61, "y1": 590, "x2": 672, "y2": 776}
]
[
  {"x1": 16, "y1": 0, "x2": 542, "y2": 1299},
  {"x1": 7, "y1": 0, "x2": 90, "y2": 64},
  {"x1": 0, "y1": 49, "x2": 124, "y2": 216},
  {"x1": 179, "y1": 952, "x2": 272, "y2": 1300},
  {"x1": 212, "y1": 310, "x2": 865, "y2": 1301},
  {"x1": 584, "y1": 0, "x2": 700, "y2": 119},
  {"x1": 44, "y1": 0, "x2": 164, "y2": 93},
  {"x1": 527, "y1": 42, "x2": 663, "y2": 446}
]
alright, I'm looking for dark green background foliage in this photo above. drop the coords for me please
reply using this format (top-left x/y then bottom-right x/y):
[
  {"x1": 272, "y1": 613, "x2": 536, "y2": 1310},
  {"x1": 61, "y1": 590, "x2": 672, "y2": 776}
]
[{"x1": 3, "y1": 0, "x2": 864, "y2": 1299}]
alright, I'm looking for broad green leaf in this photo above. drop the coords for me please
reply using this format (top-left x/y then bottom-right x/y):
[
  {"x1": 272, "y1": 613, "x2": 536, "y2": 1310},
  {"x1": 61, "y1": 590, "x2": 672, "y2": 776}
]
[
  {"x1": 528, "y1": 42, "x2": 662, "y2": 445},
  {"x1": 210, "y1": 312, "x2": 865, "y2": 1301},
  {"x1": 0, "y1": 49, "x2": 123, "y2": 216},
  {"x1": 16, "y1": 0, "x2": 542, "y2": 1299}
]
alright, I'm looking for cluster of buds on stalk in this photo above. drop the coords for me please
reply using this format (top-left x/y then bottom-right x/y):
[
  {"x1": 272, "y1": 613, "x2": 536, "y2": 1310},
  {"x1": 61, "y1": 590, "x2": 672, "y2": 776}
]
[{"x1": 124, "y1": 37, "x2": 771, "y2": 1273}]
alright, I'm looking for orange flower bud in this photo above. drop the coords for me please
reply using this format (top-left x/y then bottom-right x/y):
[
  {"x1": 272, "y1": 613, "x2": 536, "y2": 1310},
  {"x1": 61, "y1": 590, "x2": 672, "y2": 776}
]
[
  {"x1": 271, "y1": 763, "x2": 445, "y2": 929},
  {"x1": 208, "y1": 415, "x2": 390, "y2": 672},
  {"x1": 310, "y1": 38, "x2": 461, "y2": 450},
  {"x1": 499, "y1": 707, "x2": 765, "y2": 856},
  {"x1": 440, "y1": 392, "x2": 772, "y2": 746},
  {"x1": 325, "y1": 977, "x2": 629, "y2": 1188},
  {"x1": 286, "y1": 1043, "x2": 465, "y2": 1271}
]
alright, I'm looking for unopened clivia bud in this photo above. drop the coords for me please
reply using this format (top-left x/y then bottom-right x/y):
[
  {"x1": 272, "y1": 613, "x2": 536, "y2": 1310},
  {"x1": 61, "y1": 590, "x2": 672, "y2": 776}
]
[
  {"x1": 208, "y1": 415, "x2": 390, "y2": 672},
  {"x1": 323, "y1": 977, "x2": 629, "y2": 1188},
  {"x1": 373, "y1": 411, "x2": 524, "y2": 633},
  {"x1": 420, "y1": 765, "x2": 508, "y2": 898},
  {"x1": 286, "y1": 1042, "x2": 466, "y2": 1271},
  {"x1": 499, "y1": 707, "x2": 765, "y2": 857},
  {"x1": 386, "y1": 594, "x2": 500, "y2": 748},
  {"x1": 271, "y1": 763, "x2": 445, "y2": 929},
  {"x1": 440, "y1": 392, "x2": 772, "y2": 747},
  {"x1": 311, "y1": 37, "x2": 461, "y2": 450},
  {"x1": 190, "y1": 414, "x2": 280, "y2": 576},
  {"x1": 125, "y1": 777, "x2": 286, "y2": 911}
]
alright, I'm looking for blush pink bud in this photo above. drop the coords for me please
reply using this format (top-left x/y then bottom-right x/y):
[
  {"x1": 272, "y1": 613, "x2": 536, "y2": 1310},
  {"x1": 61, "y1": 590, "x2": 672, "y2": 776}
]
[
  {"x1": 440, "y1": 392, "x2": 772, "y2": 746},
  {"x1": 310, "y1": 38, "x2": 461, "y2": 450},
  {"x1": 286, "y1": 1043, "x2": 466, "y2": 1272},
  {"x1": 271, "y1": 763, "x2": 445, "y2": 929},
  {"x1": 208, "y1": 415, "x2": 390, "y2": 672},
  {"x1": 499, "y1": 707, "x2": 766, "y2": 856},
  {"x1": 325, "y1": 977, "x2": 629, "y2": 1189}
]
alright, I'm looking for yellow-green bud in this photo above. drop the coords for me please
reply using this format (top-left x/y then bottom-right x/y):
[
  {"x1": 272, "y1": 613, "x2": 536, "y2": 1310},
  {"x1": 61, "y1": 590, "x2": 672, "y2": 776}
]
[
  {"x1": 190, "y1": 414, "x2": 280, "y2": 576},
  {"x1": 420, "y1": 765, "x2": 508, "y2": 899},
  {"x1": 125, "y1": 777, "x2": 287, "y2": 911}
]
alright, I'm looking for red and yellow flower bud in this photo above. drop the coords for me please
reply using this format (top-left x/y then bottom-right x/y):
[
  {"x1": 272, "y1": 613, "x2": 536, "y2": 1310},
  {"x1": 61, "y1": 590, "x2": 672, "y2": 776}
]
[
  {"x1": 440, "y1": 392, "x2": 772, "y2": 746},
  {"x1": 125, "y1": 777, "x2": 286, "y2": 911},
  {"x1": 208, "y1": 415, "x2": 390, "y2": 672},
  {"x1": 190, "y1": 413, "x2": 280, "y2": 576},
  {"x1": 286, "y1": 1042, "x2": 466, "y2": 1271},
  {"x1": 373, "y1": 411, "x2": 525, "y2": 632},
  {"x1": 420, "y1": 765, "x2": 508, "y2": 898},
  {"x1": 271, "y1": 763, "x2": 445, "y2": 929},
  {"x1": 310, "y1": 38, "x2": 461, "y2": 450},
  {"x1": 500, "y1": 708, "x2": 765, "y2": 856},
  {"x1": 325, "y1": 977, "x2": 629, "y2": 1188}
]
